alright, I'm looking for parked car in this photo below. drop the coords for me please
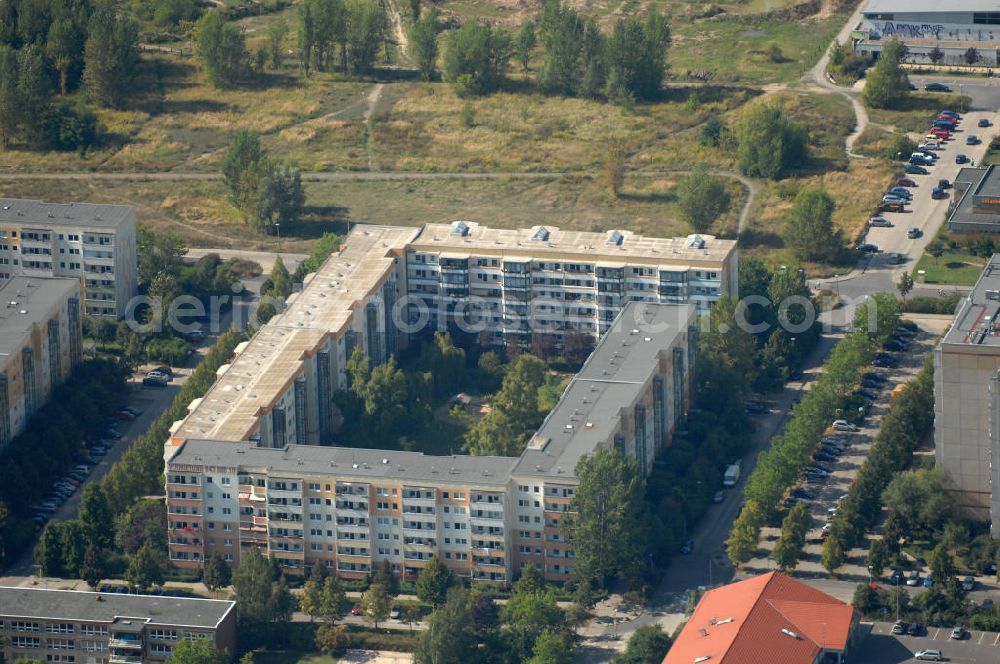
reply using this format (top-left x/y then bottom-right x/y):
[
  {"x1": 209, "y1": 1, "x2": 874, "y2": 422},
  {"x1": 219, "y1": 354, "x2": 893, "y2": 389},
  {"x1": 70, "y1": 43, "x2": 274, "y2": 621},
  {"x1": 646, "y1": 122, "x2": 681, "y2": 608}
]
[
  {"x1": 143, "y1": 374, "x2": 168, "y2": 387},
  {"x1": 814, "y1": 452, "x2": 836, "y2": 463},
  {"x1": 906, "y1": 227, "x2": 922, "y2": 239},
  {"x1": 895, "y1": 327, "x2": 917, "y2": 338},
  {"x1": 882, "y1": 194, "x2": 908, "y2": 205},
  {"x1": 884, "y1": 339, "x2": 909, "y2": 352},
  {"x1": 390, "y1": 606, "x2": 401, "y2": 620},
  {"x1": 895, "y1": 177, "x2": 917, "y2": 187},
  {"x1": 966, "y1": 135, "x2": 981, "y2": 145},
  {"x1": 917, "y1": 142, "x2": 940, "y2": 152},
  {"x1": 926, "y1": 130, "x2": 949, "y2": 140},
  {"x1": 745, "y1": 402, "x2": 769, "y2": 414},
  {"x1": 680, "y1": 539, "x2": 694, "y2": 555},
  {"x1": 939, "y1": 178, "x2": 952, "y2": 189},
  {"x1": 956, "y1": 153, "x2": 970, "y2": 164},
  {"x1": 712, "y1": 490, "x2": 725, "y2": 504},
  {"x1": 922, "y1": 577, "x2": 934, "y2": 588},
  {"x1": 887, "y1": 252, "x2": 904, "y2": 265},
  {"x1": 932, "y1": 187, "x2": 948, "y2": 199},
  {"x1": 114, "y1": 409, "x2": 136, "y2": 421},
  {"x1": 855, "y1": 388, "x2": 879, "y2": 400},
  {"x1": 869, "y1": 217, "x2": 892, "y2": 228},
  {"x1": 978, "y1": 118, "x2": 991, "y2": 127},
  {"x1": 792, "y1": 488, "x2": 817, "y2": 500},
  {"x1": 891, "y1": 620, "x2": 908, "y2": 634},
  {"x1": 153, "y1": 366, "x2": 174, "y2": 378},
  {"x1": 907, "y1": 156, "x2": 933, "y2": 167},
  {"x1": 862, "y1": 372, "x2": 887, "y2": 383},
  {"x1": 862, "y1": 378, "x2": 884, "y2": 389},
  {"x1": 879, "y1": 201, "x2": 906, "y2": 213},
  {"x1": 889, "y1": 570, "x2": 905, "y2": 586},
  {"x1": 906, "y1": 570, "x2": 921, "y2": 586},
  {"x1": 857, "y1": 243, "x2": 880, "y2": 253},
  {"x1": 951, "y1": 626, "x2": 966, "y2": 639},
  {"x1": 187, "y1": 329, "x2": 206, "y2": 343},
  {"x1": 932, "y1": 119, "x2": 956, "y2": 130},
  {"x1": 351, "y1": 602, "x2": 364, "y2": 616},
  {"x1": 913, "y1": 150, "x2": 938, "y2": 161},
  {"x1": 939, "y1": 110, "x2": 960, "y2": 119},
  {"x1": 904, "y1": 164, "x2": 929, "y2": 175},
  {"x1": 888, "y1": 186, "x2": 913, "y2": 198},
  {"x1": 914, "y1": 649, "x2": 943, "y2": 662},
  {"x1": 831, "y1": 420, "x2": 858, "y2": 432},
  {"x1": 908, "y1": 622, "x2": 925, "y2": 636},
  {"x1": 961, "y1": 576, "x2": 975, "y2": 591}
]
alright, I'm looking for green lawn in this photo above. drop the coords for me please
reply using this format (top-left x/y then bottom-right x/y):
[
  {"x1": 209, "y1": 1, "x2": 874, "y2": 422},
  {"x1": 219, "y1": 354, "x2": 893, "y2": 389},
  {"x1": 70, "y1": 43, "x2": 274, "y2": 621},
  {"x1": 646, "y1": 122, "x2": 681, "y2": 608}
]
[
  {"x1": 867, "y1": 93, "x2": 973, "y2": 135},
  {"x1": 913, "y1": 252, "x2": 987, "y2": 286},
  {"x1": 253, "y1": 652, "x2": 338, "y2": 664}
]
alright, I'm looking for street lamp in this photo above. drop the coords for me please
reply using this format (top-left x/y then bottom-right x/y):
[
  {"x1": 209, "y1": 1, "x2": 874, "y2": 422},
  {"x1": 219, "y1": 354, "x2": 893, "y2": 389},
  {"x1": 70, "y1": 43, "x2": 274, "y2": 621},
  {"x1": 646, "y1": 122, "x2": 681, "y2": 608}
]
[
  {"x1": 274, "y1": 222, "x2": 282, "y2": 256},
  {"x1": 867, "y1": 565, "x2": 874, "y2": 585}
]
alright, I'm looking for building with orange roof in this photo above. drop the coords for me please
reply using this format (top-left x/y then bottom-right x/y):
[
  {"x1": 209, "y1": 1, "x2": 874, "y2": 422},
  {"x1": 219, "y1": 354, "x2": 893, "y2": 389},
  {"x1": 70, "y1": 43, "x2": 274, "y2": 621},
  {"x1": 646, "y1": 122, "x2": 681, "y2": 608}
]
[{"x1": 663, "y1": 572, "x2": 859, "y2": 664}]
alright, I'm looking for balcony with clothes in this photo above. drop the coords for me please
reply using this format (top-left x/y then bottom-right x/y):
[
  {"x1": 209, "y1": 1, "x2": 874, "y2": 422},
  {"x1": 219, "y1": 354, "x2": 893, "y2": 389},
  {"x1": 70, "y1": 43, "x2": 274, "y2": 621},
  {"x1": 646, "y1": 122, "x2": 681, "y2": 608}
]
[
  {"x1": 267, "y1": 509, "x2": 303, "y2": 523},
  {"x1": 335, "y1": 499, "x2": 369, "y2": 512},
  {"x1": 335, "y1": 484, "x2": 369, "y2": 497}
]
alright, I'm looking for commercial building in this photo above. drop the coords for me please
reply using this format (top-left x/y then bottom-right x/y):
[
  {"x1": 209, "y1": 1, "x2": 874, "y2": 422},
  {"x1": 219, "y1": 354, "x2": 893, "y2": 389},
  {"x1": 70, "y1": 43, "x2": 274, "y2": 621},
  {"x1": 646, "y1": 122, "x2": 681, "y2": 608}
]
[
  {"x1": 0, "y1": 276, "x2": 83, "y2": 451},
  {"x1": 662, "y1": 572, "x2": 859, "y2": 664},
  {"x1": 854, "y1": 1, "x2": 1000, "y2": 66},
  {"x1": 165, "y1": 301, "x2": 696, "y2": 582},
  {"x1": 934, "y1": 255, "x2": 1000, "y2": 533},
  {"x1": 948, "y1": 165, "x2": 1000, "y2": 234},
  {"x1": 0, "y1": 199, "x2": 138, "y2": 317},
  {"x1": 0, "y1": 586, "x2": 236, "y2": 664},
  {"x1": 168, "y1": 223, "x2": 733, "y2": 451}
]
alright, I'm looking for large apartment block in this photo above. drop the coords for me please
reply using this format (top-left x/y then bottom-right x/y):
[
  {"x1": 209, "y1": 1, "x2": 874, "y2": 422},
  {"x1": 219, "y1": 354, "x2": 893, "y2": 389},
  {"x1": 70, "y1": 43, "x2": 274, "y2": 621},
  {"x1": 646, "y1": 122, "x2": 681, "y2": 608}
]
[
  {"x1": 0, "y1": 586, "x2": 236, "y2": 664},
  {"x1": 0, "y1": 277, "x2": 83, "y2": 451},
  {"x1": 168, "y1": 223, "x2": 733, "y2": 452},
  {"x1": 935, "y1": 254, "x2": 1000, "y2": 535},
  {"x1": 0, "y1": 199, "x2": 138, "y2": 317},
  {"x1": 406, "y1": 222, "x2": 736, "y2": 342},
  {"x1": 166, "y1": 301, "x2": 696, "y2": 582}
]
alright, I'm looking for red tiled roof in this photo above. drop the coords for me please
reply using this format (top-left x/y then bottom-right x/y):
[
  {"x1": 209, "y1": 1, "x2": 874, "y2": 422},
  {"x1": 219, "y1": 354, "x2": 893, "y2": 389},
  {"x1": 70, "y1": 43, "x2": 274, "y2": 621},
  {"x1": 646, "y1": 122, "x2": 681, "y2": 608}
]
[{"x1": 662, "y1": 572, "x2": 855, "y2": 664}]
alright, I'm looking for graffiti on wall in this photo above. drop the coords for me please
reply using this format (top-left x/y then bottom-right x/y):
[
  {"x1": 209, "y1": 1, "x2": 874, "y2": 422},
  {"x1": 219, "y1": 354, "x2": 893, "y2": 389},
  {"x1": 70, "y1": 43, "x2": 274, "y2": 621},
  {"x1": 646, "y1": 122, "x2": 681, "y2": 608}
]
[{"x1": 879, "y1": 22, "x2": 946, "y2": 38}]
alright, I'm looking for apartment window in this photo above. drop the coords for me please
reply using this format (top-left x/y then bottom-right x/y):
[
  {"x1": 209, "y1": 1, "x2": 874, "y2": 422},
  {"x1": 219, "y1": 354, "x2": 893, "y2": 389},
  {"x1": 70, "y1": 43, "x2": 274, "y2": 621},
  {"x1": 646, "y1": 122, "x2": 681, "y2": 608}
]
[
  {"x1": 222, "y1": 493, "x2": 231, "y2": 500},
  {"x1": 221, "y1": 477, "x2": 231, "y2": 486},
  {"x1": 454, "y1": 492, "x2": 465, "y2": 499},
  {"x1": 223, "y1": 523, "x2": 232, "y2": 531},
  {"x1": 442, "y1": 491, "x2": 449, "y2": 498},
  {"x1": 150, "y1": 644, "x2": 173, "y2": 655},
  {"x1": 12, "y1": 636, "x2": 40, "y2": 648},
  {"x1": 309, "y1": 498, "x2": 322, "y2": 505},
  {"x1": 149, "y1": 629, "x2": 178, "y2": 640},
  {"x1": 45, "y1": 655, "x2": 75, "y2": 662},
  {"x1": 80, "y1": 626, "x2": 107, "y2": 636},
  {"x1": 224, "y1": 538, "x2": 233, "y2": 546},
  {"x1": 13, "y1": 622, "x2": 40, "y2": 632},
  {"x1": 46, "y1": 624, "x2": 74, "y2": 634},
  {"x1": 46, "y1": 639, "x2": 74, "y2": 650},
  {"x1": 376, "y1": 488, "x2": 388, "y2": 496},
  {"x1": 309, "y1": 483, "x2": 321, "y2": 491}
]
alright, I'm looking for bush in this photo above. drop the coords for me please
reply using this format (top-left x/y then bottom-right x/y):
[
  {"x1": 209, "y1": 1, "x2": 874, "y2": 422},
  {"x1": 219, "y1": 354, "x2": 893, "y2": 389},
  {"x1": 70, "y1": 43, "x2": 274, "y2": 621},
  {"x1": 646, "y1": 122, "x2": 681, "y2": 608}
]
[
  {"x1": 39, "y1": 103, "x2": 98, "y2": 152},
  {"x1": 145, "y1": 336, "x2": 192, "y2": 366},
  {"x1": 902, "y1": 294, "x2": 961, "y2": 314}
]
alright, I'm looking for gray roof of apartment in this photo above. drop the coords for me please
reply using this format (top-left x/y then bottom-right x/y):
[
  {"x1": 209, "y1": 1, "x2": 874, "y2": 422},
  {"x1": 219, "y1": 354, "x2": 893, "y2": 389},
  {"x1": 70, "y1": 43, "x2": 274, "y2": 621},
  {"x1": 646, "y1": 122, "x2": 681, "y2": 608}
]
[
  {"x1": 942, "y1": 254, "x2": 1000, "y2": 347},
  {"x1": 170, "y1": 439, "x2": 519, "y2": 488},
  {"x1": 948, "y1": 166, "x2": 1000, "y2": 231},
  {"x1": 513, "y1": 302, "x2": 695, "y2": 481},
  {"x1": 0, "y1": 198, "x2": 134, "y2": 231},
  {"x1": 0, "y1": 277, "x2": 79, "y2": 356},
  {"x1": 0, "y1": 587, "x2": 234, "y2": 629},
  {"x1": 863, "y1": 0, "x2": 1000, "y2": 13}
]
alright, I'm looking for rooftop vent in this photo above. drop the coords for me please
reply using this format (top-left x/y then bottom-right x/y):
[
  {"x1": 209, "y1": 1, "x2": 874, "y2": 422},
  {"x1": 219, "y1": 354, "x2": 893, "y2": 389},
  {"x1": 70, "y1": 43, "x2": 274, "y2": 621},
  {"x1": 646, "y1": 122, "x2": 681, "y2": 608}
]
[
  {"x1": 694, "y1": 658, "x2": 711, "y2": 663},
  {"x1": 987, "y1": 290, "x2": 1000, "y2": 301},
  {"x1": 606, "y1": 230, "x2": 624, "y2": 246},
  {"x1": 450, "y1": 221, "x2": 470, "y2": 237},
  {"x1": 781, "y1": 629, "x2": 800, "y2": 640},
  {"x1": 698, "y1": 628, "x2": 708, "y2": 637},
  {"x1": 532, "y1": 226, "x2": 550, "y2": 242},
  {"x1": 717, "y1": 617, "x2": 733, "y2": 625},
  {"x1": 382, "y1": 458, "x2": 388, "y2": 464},
  {"x1": 685, "y1": 234, "x2": 706, "y2": 249}
]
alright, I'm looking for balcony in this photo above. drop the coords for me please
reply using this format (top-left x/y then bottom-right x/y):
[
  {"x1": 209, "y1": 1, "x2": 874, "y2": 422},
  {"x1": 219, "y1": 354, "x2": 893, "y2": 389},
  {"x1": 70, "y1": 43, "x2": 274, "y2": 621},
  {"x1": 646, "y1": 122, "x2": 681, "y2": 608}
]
[
  {"x1": 239, "y1": 490, "x2": 266, "y2": 504},
  {"x1": 110, "y1": 638, "x2": 142, "y2": 649},
  {"x1": 110, "y1": 655, "x2": 143, "y2": 664},
  {"x1": 335, "y1": 501, "x2": 368, "y2": 512}
]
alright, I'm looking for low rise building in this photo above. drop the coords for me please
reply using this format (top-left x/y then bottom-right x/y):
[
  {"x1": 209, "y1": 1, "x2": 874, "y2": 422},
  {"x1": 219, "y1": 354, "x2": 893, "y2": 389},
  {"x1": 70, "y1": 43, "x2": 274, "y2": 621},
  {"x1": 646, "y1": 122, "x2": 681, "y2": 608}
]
[
  {"x1": 0, "y1": 586, "x2": 236, "y2": 664},
  {"x1": 663, "y1": 572, "x2": 859, "y2": 664},
  {"x1": 0, "y1": 276, "x2": 83, "y2": 451},
  {"x1": 166, "y1": 302, "x2": 696, "y2": 582},
  {"x1": 934, "y1": 255, "x2": 1000, "y2": 533},
  {"x1": 854, "y1": 1, "x2": 1000, "y2": 66},
  {"x1": 948, "y1": 165, "x2": 1000, "y2": 233},
  {"x1": 0, "y1": 199, "x2": 137, "y2": 317}
]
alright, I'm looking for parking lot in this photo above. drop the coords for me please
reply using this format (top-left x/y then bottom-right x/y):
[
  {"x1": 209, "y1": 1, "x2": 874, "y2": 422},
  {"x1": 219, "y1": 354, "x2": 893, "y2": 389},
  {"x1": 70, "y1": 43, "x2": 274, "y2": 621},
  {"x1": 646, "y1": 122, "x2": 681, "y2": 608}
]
[{"x1": 853, "y1": 622, "x2": 1000, "y2": 663}]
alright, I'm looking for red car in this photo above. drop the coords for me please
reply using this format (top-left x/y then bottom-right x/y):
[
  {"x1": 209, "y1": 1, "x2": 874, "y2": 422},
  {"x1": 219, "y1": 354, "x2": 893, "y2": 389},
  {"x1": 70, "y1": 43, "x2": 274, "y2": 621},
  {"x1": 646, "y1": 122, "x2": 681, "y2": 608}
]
[
  {"x1": 895, "y1": 177, "x2": 916, "y2": 188},
  {"x1": 928, "y1": 128, "x2": 950, "y2": 139},
  {"x1": 351, "y1": 602, "x2": 364, "y2": 616},
  {"x1": 114, "y1": 410, "x2": 136, "y2": 421}
]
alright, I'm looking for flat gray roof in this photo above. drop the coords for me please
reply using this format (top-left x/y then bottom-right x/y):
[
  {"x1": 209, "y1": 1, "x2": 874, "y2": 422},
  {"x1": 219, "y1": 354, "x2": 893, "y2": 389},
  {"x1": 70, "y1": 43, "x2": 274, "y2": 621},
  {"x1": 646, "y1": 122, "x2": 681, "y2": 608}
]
[
  {"x1": 0, "y1": 587, "x2": 234, "y2": 629},
  {"x1": 863, "y1": 0, "x2": 999, "y2": 13},
  {"x1": 942, "y1": 254, "x2": 1000, "y2": 347},
  {"x1": 948, "y1": 166, "x2": 1000, "y2": 230},
  {"x1": 0, "y1": 277, "x2": 79, "y2": 357},
  {"x1": 0, "y1": 198, "x2": 134, "y2": 231},
  {"x1": 514, "y1": 302, "x2": 695, "y2": 480},
  {"x1": 170, "y1": 440, "x2": 519, "y2": 488}
]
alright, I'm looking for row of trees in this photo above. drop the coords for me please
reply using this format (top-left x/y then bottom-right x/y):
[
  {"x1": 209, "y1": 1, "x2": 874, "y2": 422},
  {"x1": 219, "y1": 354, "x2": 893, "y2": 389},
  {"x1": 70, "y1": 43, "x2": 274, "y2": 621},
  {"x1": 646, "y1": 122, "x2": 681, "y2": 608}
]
[
  {"x1": 0, "y1": 359, "x2": 126, "y2": 566},
  {"x1": 221, "y1": 130, "x2": 305, "y2": 233},
  {"x1": 725, "y1": 294, "x2": 901, "y2": 566},
  {"x1": 821, "y1": 354, "x2": 936, "y2": 573},
  {"x1": 0, "y1": 2, "x2": 139, "y2": 151},
  {"x1": 299, "y1": 0, "x2": 389, "y2": 77},
  {"x1": 440, "y1": 0, "x2": 670, "y2": 103}
]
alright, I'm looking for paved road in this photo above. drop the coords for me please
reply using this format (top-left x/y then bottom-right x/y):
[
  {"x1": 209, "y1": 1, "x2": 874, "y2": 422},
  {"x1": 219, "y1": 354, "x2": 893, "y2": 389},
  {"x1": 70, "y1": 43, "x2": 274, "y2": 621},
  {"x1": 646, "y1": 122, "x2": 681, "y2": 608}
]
[{"x1": 856, "y1": 622, "x2": 1000, "y2": 664}]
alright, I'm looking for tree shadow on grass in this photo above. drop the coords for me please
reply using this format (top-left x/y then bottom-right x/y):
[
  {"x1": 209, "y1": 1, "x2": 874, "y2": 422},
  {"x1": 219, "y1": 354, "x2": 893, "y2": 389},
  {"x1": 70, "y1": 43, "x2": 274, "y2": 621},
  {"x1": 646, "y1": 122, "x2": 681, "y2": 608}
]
[
  {"x1": 739, "y1": 227, "x2": 785, "y2": 249},
  {"x1": 617, "y1": 190, "x2": 678, "y2": 204},
  {"x1": 287, "y1": 204, "x2": 352, "y2": 239}
]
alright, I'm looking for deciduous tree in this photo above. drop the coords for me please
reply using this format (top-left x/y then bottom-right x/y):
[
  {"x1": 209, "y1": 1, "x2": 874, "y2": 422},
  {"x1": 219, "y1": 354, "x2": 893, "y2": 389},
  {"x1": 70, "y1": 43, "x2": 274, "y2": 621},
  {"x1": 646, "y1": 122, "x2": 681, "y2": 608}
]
[
  {"x1": 862, "y1": 38, "x2": 910, "y2": 110},
  {"x1": 785, "y1": 186, "x2": 839, "y2": 262},
  {"x1": 410, "y1": 10, "x2": 438, "y2": 81},
  {"x1": 735, "y1": 102, "x2": 808, "y2": 179},
  {"x1": 676, "y1": 166, "x2": 730, "y2": 233},
  {"x1": 415, "y1": 556, "x2": 453, "y2": 606},
  {"x1": 202, "y1": 552, "x2": 232, "y2": 593}
]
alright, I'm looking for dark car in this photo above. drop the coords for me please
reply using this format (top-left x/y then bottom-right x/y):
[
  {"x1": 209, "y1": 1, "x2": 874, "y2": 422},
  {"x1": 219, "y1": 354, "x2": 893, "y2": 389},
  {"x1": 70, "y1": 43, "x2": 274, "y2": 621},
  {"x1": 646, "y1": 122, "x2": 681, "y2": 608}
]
[
  {"x1": 932, "y1": 187, "x2": 948, "y2": 199},
  {"x1": 909, "y1": 155, "x2": 934, "y2": 166},
  {"x1": 925, "y1": 82, "x2": 952, "y2": 92},
  {"x1": 872, "y1": 356, "x2": 897, "y2": 368},
  {"x1": 892, "y1": 620, "x2": 909, "y2": 634},
  {"x1": 680, "y1": 538, "x2": 694, "y2": 555},
  {"x1": 967, "y1": 135, "x2": 981, "y2": 145},
  {"x1": 908, "y1": 622, "x2": 925, "y2": 636},
  {"x1": 857, "y1": 243, "x2": 879, "y2": 253},
  {"x1": 863, "y1": 372, "x2": 887, "y2": 383},
  {"x1": 979, "y1": 118, "x2": 991, "y2": 127},
  {"x1": 905, "y1": 164, "x2": 929, "y2": 175},
  {"x1": 792, "y1": 488, "x2": 817, "y2": 500},
  {"x1": 907, "y1": 227, "x2": 922, "y2": 239},
  {"x1": 745, "y1": 402, "x2": 769, "y2": 414},
  {"x1": 856, "y1": 388, "x2": 879, "y2": 400},
  {"x1": 939, "y1": 178, "x2": 952, "y2": 189},
  {"x1": 890, "y1": 570, "x2": 905, "y2": 586},
  {"x1": 956, "y1": 154, "x2": 970, "y2": 164},
  {"x1": 813, "y1": 452, "x2": 836, "y2": 463},
  {"x1": 862, "y1": 377, "x2": 884, "y2": 390},
  {"x1": 885, "y1": 339, "x2": 909, "y2": 352},
  {"x1": 932, "y1": 120, "x2": 956, "y2": 131}
]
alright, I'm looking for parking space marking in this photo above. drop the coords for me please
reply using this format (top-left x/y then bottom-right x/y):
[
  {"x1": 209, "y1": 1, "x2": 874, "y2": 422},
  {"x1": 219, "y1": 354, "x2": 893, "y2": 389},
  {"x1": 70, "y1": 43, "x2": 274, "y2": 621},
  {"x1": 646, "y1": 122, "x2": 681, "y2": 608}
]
[
  {"x1": 978, "y1": 632, "x2": 986, "y2": 644},
  {"x1": 993, "y1": 632, "x2": 1000, "y2": 646},
  {"x1": 932, "y1": 628, "x2": 940, "y2": 640}
]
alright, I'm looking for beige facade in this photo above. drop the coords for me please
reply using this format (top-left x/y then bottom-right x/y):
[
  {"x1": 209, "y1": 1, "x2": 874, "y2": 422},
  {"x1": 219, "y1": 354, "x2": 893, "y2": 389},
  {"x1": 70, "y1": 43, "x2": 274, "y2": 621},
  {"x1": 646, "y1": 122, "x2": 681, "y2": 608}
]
[
  {"x1": 0, "y1": 199, "x2": 137, "y2": 318},
  {"x1": 935, "y1": 254, "x2": 1000, "y2": 534},
  {"x1": 0, "y1": 587, "x2": 236, "y2": 664},
  {"x1": 0, "y1": 277, "x2": 83, "y2": 451},
  {"x1": 166, "y1": 302, "x2": 695, "y2": 582}
]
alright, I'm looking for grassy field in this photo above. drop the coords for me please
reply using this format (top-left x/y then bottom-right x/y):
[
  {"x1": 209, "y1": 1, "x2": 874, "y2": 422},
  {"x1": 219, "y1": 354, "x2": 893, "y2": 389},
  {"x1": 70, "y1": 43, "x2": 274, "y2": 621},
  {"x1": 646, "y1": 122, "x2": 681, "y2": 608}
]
[
  {"x1": 867, "y1": 93, "x2": 972, "y2": 136},
  {"x1": 253, "y1": 652, "x2": 338, "y2": 664},
  {"x1": 0, "y1": 172, "x2": 745, "y2": 249},
  {"x1": 741, "y1": 159, "x2": 898, "y2": 273},
  {"x1": 913, "y1": 251, "x2": 987, "y2": 286}
]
